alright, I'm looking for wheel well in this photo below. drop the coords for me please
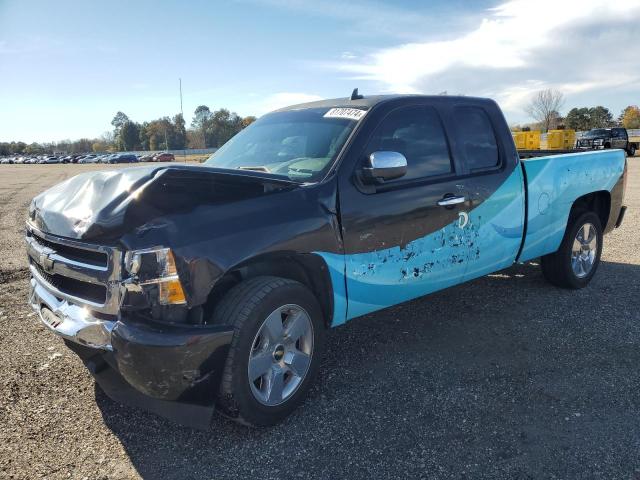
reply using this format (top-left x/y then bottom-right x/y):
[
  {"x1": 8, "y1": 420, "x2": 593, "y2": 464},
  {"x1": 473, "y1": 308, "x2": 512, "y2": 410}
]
[
  {"x1": 570, "y1": 191, "x2": 610, "y2": 229},
  {"x1": 202, "y1": 253, "x2": 334, "y2": 328}
]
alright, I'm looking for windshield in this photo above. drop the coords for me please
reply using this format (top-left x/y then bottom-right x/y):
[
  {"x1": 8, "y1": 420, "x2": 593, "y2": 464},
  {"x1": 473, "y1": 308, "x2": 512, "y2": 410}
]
[
  {"x1": 204, "y1": 107, "x2": 362, "y2": 182},
  {"x1": 585, "y1": 129, "x2": 609, "y2": 137}
]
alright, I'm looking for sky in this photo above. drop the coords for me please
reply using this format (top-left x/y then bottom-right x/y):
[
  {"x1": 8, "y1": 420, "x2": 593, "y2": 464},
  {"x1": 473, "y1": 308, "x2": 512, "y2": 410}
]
[{"x1": 1, "y1": 0, "x2": 639, "y2": 143}]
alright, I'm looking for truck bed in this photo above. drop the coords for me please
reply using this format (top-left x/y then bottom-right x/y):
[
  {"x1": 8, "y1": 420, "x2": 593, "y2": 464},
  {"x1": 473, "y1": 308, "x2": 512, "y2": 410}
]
[{"x1": 518, "y1": 149, "x2": 626, "y2": 262}]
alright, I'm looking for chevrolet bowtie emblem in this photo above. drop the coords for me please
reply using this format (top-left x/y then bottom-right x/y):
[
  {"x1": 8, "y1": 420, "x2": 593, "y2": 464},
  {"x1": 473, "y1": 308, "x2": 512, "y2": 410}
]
[{"x1": 39, "y1": 252, "x2": 55, "y2": 272}]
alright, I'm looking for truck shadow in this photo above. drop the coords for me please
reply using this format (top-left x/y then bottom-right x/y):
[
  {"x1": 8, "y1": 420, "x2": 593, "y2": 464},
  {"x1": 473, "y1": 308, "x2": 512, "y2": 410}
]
[{"x1": 95, "y1": 259, "x2": 640, "y2": 479}]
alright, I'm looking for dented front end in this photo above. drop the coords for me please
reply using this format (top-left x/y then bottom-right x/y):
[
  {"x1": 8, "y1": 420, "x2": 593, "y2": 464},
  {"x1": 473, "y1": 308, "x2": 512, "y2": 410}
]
[
  {"x1": 26, "y1": 163, "x2": 341, "y2": 426},
  {"x1": 26, "y1": 219, "x2": 235, "y2": 427}
]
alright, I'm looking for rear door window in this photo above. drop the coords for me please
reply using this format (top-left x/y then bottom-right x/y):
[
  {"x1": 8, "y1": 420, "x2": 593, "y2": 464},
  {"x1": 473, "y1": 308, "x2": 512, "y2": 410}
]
[
  {"x1": 614, "y1": 128, "x2": 627, "y2": 139},
  {"x1": 453, "y1": 107, "x2": 500, "y2": 171}
]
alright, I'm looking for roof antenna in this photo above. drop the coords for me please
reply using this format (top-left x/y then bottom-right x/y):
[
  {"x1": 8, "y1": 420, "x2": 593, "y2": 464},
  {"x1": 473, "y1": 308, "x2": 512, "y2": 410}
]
[{"x1": 350, "y1": 88, "x2": 364, "y2": 100}]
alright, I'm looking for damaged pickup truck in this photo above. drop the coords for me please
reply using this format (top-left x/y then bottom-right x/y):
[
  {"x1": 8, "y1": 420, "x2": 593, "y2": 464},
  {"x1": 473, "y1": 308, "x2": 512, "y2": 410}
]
[{"x1": 27, "y1": 93, "x2": 627, "y2": 427}]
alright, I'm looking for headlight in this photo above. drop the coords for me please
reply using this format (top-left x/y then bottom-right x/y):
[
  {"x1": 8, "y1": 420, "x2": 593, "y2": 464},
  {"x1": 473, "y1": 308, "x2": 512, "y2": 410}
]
[{"x1": 124, "y1": 247, "x2": 186, "y2": 305}]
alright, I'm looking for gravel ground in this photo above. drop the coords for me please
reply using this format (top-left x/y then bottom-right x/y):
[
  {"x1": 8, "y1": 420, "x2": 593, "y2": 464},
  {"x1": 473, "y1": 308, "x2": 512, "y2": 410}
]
[{"x1": 1, "y1": 161, "x2": 639, "y2": 479}]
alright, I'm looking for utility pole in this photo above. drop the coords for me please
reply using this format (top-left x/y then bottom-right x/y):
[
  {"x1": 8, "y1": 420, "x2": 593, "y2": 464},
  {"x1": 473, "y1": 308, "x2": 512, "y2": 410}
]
[{"x1": 179, "y1": 78, "x2": 183, "y2": 116}]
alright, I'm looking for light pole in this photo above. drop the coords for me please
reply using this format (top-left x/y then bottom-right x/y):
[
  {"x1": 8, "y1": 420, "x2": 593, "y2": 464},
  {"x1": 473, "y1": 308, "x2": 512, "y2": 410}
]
[{"x1": 180, "y1": 78, "x2": 186, "y2": 162}]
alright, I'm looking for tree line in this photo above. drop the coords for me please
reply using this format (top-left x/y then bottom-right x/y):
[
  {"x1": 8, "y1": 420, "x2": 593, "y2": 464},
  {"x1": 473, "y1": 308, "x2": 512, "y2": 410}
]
[
  {"x1": 515, "y1": 88, "x2": 640, "y2": 132},
  {"x1": 109, "y1": 106, "x2": 256, "y2": 152},
  {"x1": 0, "y1": 105, "x2": 256, "y2": 156},
  {"x1": 3, "y1": 94, "x2": 640, "y2": 156}
]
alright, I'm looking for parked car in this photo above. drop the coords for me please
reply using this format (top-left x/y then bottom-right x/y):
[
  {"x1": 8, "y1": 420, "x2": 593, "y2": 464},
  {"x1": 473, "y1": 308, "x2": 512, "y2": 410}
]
[
  {"x1": 0, "y1": 158, "x2": 12, "y2": 164},
  {"x1": 40, "y1": 156, "x2": 60, "y2": 164},
  {"x1": 107, "y1": 154, "x2": 138, "y2": 164},
  {"x1": 138, "y1": 153, "x2": 154, "y2": 162},
  {"x1": 576, "y1": 127, "x2": 638, "y2": 156},
  {"x1": 26, "y1": 94, "x2": 627, "y2": 428},
  {"x1": 152, "y1": 152, "x2": 175, "y2": 162},
  {"x1": 78, "y1": 155, "x2": 99, "y2": 164}
]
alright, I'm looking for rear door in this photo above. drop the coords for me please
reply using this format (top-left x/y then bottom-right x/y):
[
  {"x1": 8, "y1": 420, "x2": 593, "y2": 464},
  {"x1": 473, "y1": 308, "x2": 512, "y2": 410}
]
[
  {"x1": 337, "y1": 102, "x2": 472, "y2": 320},
  {"x1": 449, "y1": 104, "x2": 526, "y2": 283},
  {"x1": 611, "y1": 128, "x2": 628, "y2": 150}
]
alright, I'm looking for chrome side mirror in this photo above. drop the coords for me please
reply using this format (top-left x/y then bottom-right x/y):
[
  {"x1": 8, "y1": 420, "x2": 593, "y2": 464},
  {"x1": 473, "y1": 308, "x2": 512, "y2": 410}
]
[{"x1": 362, "y1": 151, "x2": 408, "y2": 184}]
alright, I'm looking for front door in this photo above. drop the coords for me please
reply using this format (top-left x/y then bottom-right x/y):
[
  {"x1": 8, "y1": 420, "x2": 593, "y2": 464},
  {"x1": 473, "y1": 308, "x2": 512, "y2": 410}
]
[{"x1": 337, "y1": 104, "x2": 472, "y2": 321}]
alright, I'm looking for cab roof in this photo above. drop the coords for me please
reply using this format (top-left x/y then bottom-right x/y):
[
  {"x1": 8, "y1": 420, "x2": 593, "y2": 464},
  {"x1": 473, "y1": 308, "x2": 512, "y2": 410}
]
[{"x1": 273, "y1": 94, "x2": 496, "y2": 113}]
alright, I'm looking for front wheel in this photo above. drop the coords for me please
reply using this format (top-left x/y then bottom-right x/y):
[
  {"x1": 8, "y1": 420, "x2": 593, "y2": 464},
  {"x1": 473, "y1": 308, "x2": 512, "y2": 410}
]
[
  {"x1": 541, "y1": 211, "x2": 603, "y2": 289},
  {"x1": 211, "y1": 276, "x2": 324, "y2": 426}
]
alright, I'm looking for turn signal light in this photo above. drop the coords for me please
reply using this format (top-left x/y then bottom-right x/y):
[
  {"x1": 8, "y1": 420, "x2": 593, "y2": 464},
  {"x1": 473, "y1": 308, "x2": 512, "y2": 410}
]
[{"x1": 158, "y1": 278, "x2": 186, "y2": 305}]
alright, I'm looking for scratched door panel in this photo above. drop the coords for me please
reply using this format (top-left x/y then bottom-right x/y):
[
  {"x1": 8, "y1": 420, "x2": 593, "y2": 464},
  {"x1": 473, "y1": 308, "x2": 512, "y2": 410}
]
[
  {"x1": 339, "y1": 178, "x2": 472, "y2": 320},
  {"x1": 448, "y1": 105, "x2": 525, "y2": 284},
  {"x1": 338, "y1": 104, "x2": 474, "y2": 320},
  {"x1": 462, "y1": 167, "x2": 525, "y2": 283}
]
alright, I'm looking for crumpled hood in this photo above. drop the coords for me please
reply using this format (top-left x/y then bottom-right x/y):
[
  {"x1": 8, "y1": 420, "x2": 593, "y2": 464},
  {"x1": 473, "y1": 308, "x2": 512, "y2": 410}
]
[{"x1": 28, "y1": 164, "x2": 298, "y2": 241}]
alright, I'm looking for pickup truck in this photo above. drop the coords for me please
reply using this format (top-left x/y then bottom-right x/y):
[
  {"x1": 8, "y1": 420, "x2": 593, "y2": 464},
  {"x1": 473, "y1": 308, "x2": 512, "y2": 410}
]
[
  {"x1": 576, "y1": 127, "x2": 638, "y2": 157},
  {"x1": 26, "y1": 94, "x2": 627, "y2": 428}
]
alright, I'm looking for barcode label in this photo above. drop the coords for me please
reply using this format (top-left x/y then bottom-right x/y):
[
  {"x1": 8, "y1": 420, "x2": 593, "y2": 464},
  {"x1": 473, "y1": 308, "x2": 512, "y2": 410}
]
[{"x1": 324, "y1": 108, "x2": 367, "y2": 121}]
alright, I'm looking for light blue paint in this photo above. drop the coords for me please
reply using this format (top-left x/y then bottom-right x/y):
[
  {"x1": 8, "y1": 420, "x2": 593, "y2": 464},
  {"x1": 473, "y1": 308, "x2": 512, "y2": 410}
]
[
  {"x1": 462, "y1": 166, "x2": 525, "y2": 283},
  {"x1": 518, "y1": 149, "x2": 625, "y2": 262},
  {"x1": 315, "y1": 167, "x2": 525, "y2": 325},
  {"x1": 315, "y1": 149, "x2": 624, "y2": 327}
]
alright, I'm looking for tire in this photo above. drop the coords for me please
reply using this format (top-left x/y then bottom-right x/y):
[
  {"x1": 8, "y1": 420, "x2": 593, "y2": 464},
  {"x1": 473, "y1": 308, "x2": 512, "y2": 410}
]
[
  {"x1": 541, "y1": 211, "x2": 603, "y2": 289},
  {"x1": 211, "y1": 276, "x2": 324, "y2": 426},
  {"x1": 628, "y1": 145, "x2": 636, "y2": 157}
]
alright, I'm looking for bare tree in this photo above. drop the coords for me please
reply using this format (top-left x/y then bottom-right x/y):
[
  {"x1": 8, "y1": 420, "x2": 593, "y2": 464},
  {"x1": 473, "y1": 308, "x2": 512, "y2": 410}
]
[{"x1": 525, "y1": 89, "x2": 564, "y2": 132}]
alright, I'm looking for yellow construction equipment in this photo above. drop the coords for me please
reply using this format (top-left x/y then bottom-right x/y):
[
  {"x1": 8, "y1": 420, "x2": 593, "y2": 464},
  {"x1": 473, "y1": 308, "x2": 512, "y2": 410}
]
[
  {"x1": 513, "y1": 131, "x2": 526, "y2": 149},
  {"x1": 525, "y1": 131, "x2": 540, "y2": 150},
  {"x1": 540, "y1": 130, "x2": 576, "y2": 150},
  {"x1": 512, "y1": 131, "x2": 541, "y2": 150}
]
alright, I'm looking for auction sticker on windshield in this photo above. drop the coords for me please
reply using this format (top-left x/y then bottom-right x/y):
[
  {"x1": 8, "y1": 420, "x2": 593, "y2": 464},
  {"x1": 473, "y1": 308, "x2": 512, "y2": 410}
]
[{"x1": 323, "y1": 108, "x2": 367, "y2": 121}]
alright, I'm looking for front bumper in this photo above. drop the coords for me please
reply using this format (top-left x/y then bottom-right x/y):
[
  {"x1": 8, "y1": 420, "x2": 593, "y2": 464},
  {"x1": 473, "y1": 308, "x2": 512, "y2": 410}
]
[
  {"x1": 29, "y1": 276, "x2": 234, "y2": 428},
  {"x1": 576, "y1": 144, "x2": 605, "y2": 150}
]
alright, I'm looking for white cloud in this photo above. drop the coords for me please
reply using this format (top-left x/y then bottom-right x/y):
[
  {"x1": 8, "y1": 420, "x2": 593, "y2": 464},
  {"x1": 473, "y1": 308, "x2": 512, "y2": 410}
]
[{"x1": 332, "y1": 0, "x2": 640, "y2": 120}]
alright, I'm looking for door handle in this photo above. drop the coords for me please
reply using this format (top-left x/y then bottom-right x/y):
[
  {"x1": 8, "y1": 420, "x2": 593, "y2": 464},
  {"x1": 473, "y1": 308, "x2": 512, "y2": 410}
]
[{"x1": 437, "y1": 196, "x2": 466, "y2": 206}]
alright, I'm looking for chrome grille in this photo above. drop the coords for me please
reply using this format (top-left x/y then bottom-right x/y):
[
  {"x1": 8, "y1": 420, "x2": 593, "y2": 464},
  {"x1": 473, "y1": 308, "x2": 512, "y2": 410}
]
[
  {"x1": 27, "y1": 231, "x2": 108, "y2": 268},
  {"x1": 30, "y1": 260, "x2": 107, "y2": 304},
  {"x1": 26, "y1": 223, "x2": 122, "y2": 314}
]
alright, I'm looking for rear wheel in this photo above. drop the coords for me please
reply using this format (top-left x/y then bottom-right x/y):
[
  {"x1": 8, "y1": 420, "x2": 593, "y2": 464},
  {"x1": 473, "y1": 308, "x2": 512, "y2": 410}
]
[
  {"x1": 628, "y1": 145, "x2": 636, "y2": 157},
  {"x1": 541, "y1": 211, "x2": 603, "y2": 289},
  {"x1": 211, "y1": 276, "x2": 324, "y2": 426}
]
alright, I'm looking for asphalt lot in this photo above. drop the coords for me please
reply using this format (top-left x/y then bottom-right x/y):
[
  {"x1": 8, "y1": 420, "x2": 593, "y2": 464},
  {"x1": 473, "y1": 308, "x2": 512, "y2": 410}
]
[{"x1": 1, "y1": 161, "x2": 639, "y2": 479}]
